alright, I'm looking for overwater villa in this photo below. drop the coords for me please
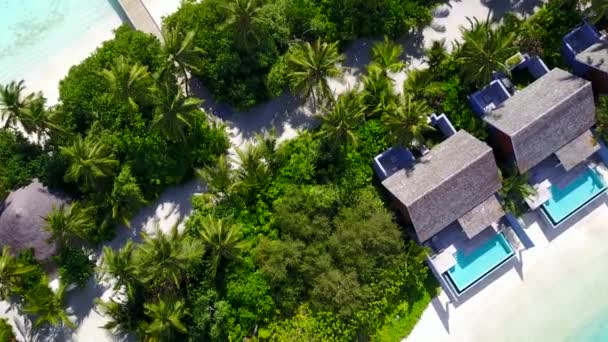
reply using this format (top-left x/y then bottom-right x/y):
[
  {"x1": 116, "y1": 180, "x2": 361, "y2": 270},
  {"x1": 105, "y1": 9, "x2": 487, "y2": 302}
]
[
  {"x1": 563, "y1": 21, "x2": 608, "y2": 93},
  {"x1": 374, "y1": 116, "x2": 521, "y2": 297},
  {"x1": 470, "y1": 64, "x2": 608, "y2": 227}
]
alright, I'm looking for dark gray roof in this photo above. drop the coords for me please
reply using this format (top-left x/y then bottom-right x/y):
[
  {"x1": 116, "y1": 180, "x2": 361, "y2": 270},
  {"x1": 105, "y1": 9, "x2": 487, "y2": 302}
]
[
  {"x1": 0, "y1": 180, "x2": 66, "y2": 261},
  {"x1": 483, "y1": 68, "x2": 595, "y2": 173},
  {"x1": 382, "y1": 130, "x2": 502, "y2": 242},
  {"x1": 577, "y1": 41, "x2": 608, "y2": 73},
  {"x1": 457, "y1": 195, "x2": 505, "y2": 239},
  {"x1": 555, "y1": 130, "x2": 600, "y2": 171}
]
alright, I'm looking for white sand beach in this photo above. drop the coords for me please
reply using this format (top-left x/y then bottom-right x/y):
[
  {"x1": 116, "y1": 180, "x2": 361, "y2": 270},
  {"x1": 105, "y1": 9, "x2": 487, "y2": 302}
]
[{"x1": 406, "y1": 197, "x2": 608, "y2": 342}]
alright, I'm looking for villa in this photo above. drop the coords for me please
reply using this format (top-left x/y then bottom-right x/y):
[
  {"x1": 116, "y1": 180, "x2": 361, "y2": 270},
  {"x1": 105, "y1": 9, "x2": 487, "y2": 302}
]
[
  {"x1": 374, "y1": 116, "x2": 521, "y2": 298},
  {"x1": 471, "y1": 64, "x2": 608, "y2": 227},
  {"x1": 563, "y1": 21, "x2": 608, "y2": 93}
]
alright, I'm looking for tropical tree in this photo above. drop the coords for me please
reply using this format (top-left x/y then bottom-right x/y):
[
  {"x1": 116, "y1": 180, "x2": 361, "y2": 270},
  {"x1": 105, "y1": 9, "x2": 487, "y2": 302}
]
[
  {"x1": 361, "y1": 67, "x2": 397, "y2": 117},
  {"x1": 499, "y1": 171, "x2": 536, "y2": 216},
  {"x1": 22, "y1": 279, "x2": 75, "y2": 329},
  {"x1": 457, "y1": 17, "x2": 516, "y2": 86},
  {"x1": 44, "y1": 202, "x2": 95, "y2": 247},
  {"x1": 60, "y1": 136, "x2": 119, "y2": 189},
  {"x1": 425, "y1": 39, "x2": 448, "y2": 70},
  {"x1": 402, "y1": 69, "x2": 445, "y2": 107},
  {"x1": 234, "y1": 143, "x2": 269, "y2": 196},
  {"x1": 382, "y1": 94, "x2": 434, "y2": 147},
  {"x1": 254, "y1": 126, "x2": 279, "y2": 169},
  {"x1": 286, "y1": 39, "x2": 344, "y2": 112},
  {"x1": 133, "y1": 224, "x2": 203, "y2": 290},
  {"x1": 197, "y1": 154, "x2": 235, "y2": 199},
  {"x1": 580, "y1": 0, "x2": 608, "y2": 23},
  {"x1": 110, "y1": 166, "x2": 146, "y2": 228},
  {"x1": 196, "y1": 215, "x2": 246, "y2": 278},
  {"x1": 143, "y1": 297, "x2": 188, "y2": 342},
  {"x1": 0, "y1": 80, "x2": 33, "y2": 130},
  {"x1": 100, "y1": 56, "x2": 151, "y2": 108},
  {"x1": 369, "y1": 36, "x2": 407, "y2": 75},
  {"x1": 96, "y1": 296, "x2": 140, "y2": 339},
  {"x1": 159, "y1": 27, "x2": 203, "y2": 95},
  {"x1": 150, "y1": 84, "x2": 204, "y2": 142},
  {"x1": 0, "y1": 246, "x2": 37, "y2": 300},
  {"x1": 19, "y1": 93, "x2": 67, "y2": 144},
  {"x1": 98, "y1": 241, "x2": 135, "y2": 292},
  {"x1": 221, "y1": 0, "x2": 268, "y2": 51},
  {"x1": 316, "y1": 91, "x2": 365, "y2": 146}
]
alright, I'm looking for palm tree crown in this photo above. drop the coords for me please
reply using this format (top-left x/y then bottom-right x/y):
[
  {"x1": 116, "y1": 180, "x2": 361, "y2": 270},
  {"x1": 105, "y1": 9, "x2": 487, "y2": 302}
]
[
  {"x1": 151, "y1": 84, "x2": 203, "y2": 142},
  {"x1": 60, "y1": 136, "x2": 119, "y2": 189},
  {"x1": 222, "y1": 0, "x2": 268, "y2": 51},
  {"x1": 143, "y1": 297, "x2": 188, "y2": 342},
  {"x1": 44, "y1": 202, "x2": 94, "y2": 247},
  {"x1": 196, "y1": 215, "x2": 247, "y2": 278},
  {"x1": 100, "y1": 56, "x2": 151, "y2": 108},
  {"x1": 0, "y1": 246, "x2": 37, "y2": 300},
  {"x1": 370, "y1": 36, "x2": 407, "y2": 75},
  {"x1": 316, "y1": 91, "x2": 365, "y2": 146},
  {"x1": 457, "y1": 17, "x2": 516, "y2": 86},
  {"x1": 0, "y1": 80, "x2": 33, "y2": 130},
  {"x1": 160, "y1": 27, "x2": 203, "y2": 95},
  {"x1": 382, "y1": 94, "x2": 434, "y2": 147},
  {"x1": 286, "y1": 39, "x2": 344, "y2": 112}
]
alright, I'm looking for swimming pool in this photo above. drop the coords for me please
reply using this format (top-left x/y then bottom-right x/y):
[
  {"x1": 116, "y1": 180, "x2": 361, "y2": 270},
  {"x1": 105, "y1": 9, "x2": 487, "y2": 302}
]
[
  {"x1": 445, "y1": 233, "x2": 515, "y2": 294},
  {"x1": 542, "y1": 167, "x2": 607, "y2": 226},
  {"x1": 0, "y1": 0, "x2": 122, "y2": 85}
]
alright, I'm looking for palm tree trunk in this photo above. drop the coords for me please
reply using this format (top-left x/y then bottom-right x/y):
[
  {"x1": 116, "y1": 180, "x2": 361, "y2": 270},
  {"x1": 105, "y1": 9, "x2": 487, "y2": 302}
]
[{"x1": 181, "y1": 65, "x2": 190, "y2": 96}]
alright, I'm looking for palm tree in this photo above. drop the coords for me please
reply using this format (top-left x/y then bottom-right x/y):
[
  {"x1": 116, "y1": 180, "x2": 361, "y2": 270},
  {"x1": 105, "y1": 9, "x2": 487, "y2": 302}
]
[
  {"x1": 316, "y1": 91, "x2": 365, "y2": 146},
  {"x1": 100, "y1": 56, "x2": 151, "y2": 108},
  {"x1": 382, "y1": 94, "x2": 434, "y2": 147},
  {"x1": 150, "y1": 84, "x2": 204, "y2": 142},
  {"x1": 197, "y1": 154, "x2": 235, "y2": 199},
  {"x1": 160, "y1": 27, "x2": 203, "y2": 95},
  {"x1": 22, "y1": 279, "x2": 75, "y2": 329},
  {"x1": 254, "y1": 126, "x2": 279, "y2": 168},
  {"x1": 369, "y1": 36, "x2": 407, "y2": 75},
  {"x1": 457, "y1": 17, "x2": 516, "y2": 86},
  {"x1": 97, "y1": 296, "x2": 140, "y2": 338},
  {"x1": 44, "y1": 202, "x2": 94, "y2": 247},
  {"x1": 133, "y1": 224, "x2": 203, "y2": 290},
  {"x1": 425, "y1": 39, "x2": 448, "y2": 70},
  {"x1": 98, "y1": 241, "x2": 135, "y2": 292},
  {"x1": 0, "y1": 246, "x2": 37, "y2": 300},
  {"x1": 361, "y1": 68, "x2": 397, "y2": 117},
  {"x1": 60, "y1": 136, "x2": 119, "y2": 189},
  {"x1": 499, "y1": 172, "x2": 536, "y2": 216},
  {"x1": 0, "y1": 80, "x2": 33, "y2": 130},
  {"x1": 286, "y1": 39, "x2": 344, "y2": 112},
  {"x1": 20, "y1": 93, "x2": 67, "y2": 144},
  {"x1": 221, "y1": 0, "x2": 268, "y2": 51},
  {"x1": 143, "y1": 297, "x2": 188, "y2": 342},
  {"x1": 196, "y1": 215, "x2": 246, "y2": 278},
  {"x1": 402, "y1": 69, "x2": 445, "y2": 107},
  {"x1": 234, "y1": 143, "x2": 269, "y2": 196}
]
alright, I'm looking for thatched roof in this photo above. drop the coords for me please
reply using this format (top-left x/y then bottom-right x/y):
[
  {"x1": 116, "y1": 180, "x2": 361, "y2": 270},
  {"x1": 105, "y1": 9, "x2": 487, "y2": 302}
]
[
  {"x1": 382, "y1": 131, "x2": 502, "y2": 242},
  {"x1": 0, "y1": 180, "x2": 67, "y2": 261},
  {"x1": 555, "y1": 130, "x2": 600, "y2": 171},
  {"x1": 483, "y1": 68, "x2": 595, "y2": 173},
  {"x1": 458, "y1": 195, "x2": 504, "y2": 239},
  {"x1": 577, "y1": 41, "x2": 608, "y2": 73}
]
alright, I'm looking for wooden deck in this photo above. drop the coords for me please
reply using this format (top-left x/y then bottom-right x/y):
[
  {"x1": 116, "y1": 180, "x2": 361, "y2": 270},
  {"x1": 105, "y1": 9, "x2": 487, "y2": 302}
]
[{"x1": 117, "y1": 0, "x2": 163, "y2": 42}]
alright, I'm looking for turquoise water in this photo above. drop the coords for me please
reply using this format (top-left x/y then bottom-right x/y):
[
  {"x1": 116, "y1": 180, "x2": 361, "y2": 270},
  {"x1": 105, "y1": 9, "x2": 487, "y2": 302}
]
[
  {"x1": 0, "y1": 0, "x2": 121, "y2": 84},
  {"x1": 542, "y1": 168, "x2": 607, "y2": 225},
  {"x1": 569, "y1": 308, "x2": 608, "y2": 342},
  {"x1": 446, "y1": 233, "x2": 514, "y2": 292}
]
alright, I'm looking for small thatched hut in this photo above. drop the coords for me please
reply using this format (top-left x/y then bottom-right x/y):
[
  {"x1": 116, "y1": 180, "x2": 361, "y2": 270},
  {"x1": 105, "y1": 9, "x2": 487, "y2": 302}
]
[{"x1": 0, "y1": 180, "x2": 67, "y2": 261}]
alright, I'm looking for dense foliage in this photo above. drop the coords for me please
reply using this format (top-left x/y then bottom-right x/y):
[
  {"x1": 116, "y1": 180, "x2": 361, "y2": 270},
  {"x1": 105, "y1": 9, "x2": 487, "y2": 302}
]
[
  {"x1": 164, "y1": 0, "x2": 435, "y2": 109},
  {"x1": 0, "y1": 318, "x2": 16, "y2": 342}
]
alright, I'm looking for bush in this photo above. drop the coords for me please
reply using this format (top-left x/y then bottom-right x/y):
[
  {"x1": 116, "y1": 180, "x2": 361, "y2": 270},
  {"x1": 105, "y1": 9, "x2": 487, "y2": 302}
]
[
  {"x1": 0, "y1": 318, "x2": 16, "y2": 342},
  {"x1": 54, "y1": 247, "x2": 95, "y2": 288},
  {"x1": 0, "y1": 129, "x2": 45, "y2": 191}
]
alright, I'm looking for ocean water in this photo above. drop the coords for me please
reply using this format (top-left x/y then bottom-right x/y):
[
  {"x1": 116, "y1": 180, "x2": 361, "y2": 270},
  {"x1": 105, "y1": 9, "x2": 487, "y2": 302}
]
[{"x1": 0, "y1": 0, "x2": 121, "y2": 84}]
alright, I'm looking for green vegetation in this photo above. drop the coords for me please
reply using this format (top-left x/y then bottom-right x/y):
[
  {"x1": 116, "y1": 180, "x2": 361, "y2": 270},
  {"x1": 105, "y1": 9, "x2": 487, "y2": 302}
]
[
  {"x1": 0, "y1": 0, "x2": 592, "y2": 339},
  {"x1": 0, "y1": 318, "x2": 16, "y2": 342},
  {"x1": 164, "y1": 0, "x2": 435, "y2": 109}
]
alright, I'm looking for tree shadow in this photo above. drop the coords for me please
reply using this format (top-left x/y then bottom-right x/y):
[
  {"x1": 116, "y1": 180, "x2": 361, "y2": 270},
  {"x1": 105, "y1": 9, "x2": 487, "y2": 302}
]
[{"x1": 481, "y1": 0, "x2": 546, "y2": 22}]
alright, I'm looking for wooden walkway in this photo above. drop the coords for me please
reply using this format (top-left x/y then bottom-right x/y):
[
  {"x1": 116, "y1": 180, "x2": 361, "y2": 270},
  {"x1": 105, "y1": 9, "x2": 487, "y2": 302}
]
[{"x1": 117, "y1": 0, "x2": 163, "y2": 42}]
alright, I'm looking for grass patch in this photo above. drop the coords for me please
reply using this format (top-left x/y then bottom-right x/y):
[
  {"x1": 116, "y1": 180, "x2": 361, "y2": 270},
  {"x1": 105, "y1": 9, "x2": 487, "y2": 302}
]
[{"x1": 373, "y1": 276, "x2": 439, "y2": 342}]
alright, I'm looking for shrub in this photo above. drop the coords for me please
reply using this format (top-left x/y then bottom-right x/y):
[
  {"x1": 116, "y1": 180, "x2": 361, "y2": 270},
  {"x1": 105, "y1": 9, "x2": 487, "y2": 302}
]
[
  {"x1": 54, "y1": 247, "x2": 95, "y2": 288},
  {"x1": 0, "y1": 318, "x2": 16, "y2": 342}
]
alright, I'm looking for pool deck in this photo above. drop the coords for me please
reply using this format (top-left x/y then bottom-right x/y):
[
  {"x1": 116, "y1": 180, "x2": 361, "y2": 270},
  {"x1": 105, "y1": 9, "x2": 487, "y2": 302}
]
[{"x1": 117, "y1": 0, "x2": 163, "y2": 41}]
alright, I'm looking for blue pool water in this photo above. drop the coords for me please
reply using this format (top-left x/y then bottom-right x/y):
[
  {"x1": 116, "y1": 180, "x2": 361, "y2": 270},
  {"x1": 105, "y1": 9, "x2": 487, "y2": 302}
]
[
  {"x1": 542, "y1": 168, "x2": 607, "y2": 225},
  {"x1": 446, "y1": 233, "x2": 514, "y2": 293},
  {"x1": 0, "y1": 0, "x2": 121, "y2": 84}
]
